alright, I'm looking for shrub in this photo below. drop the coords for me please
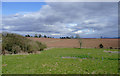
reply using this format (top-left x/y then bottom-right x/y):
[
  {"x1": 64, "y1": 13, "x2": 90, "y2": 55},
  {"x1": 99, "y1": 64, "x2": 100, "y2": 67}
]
[
  {"x1": 110, "y1": 47, "x2": 113, "y2": 49},
  {"x1": 2, "y1": 33, "x2": 30, "y2": 52},
  {"x1": 2, "y1": 32, "x2": 47, "y2": 54},
  {"x1": 39, "y1": 44, "x2": 47, "y2": 51},
  {"x1": 99, "y1": 44, "x2": 104, "y2": 48},
  {"x1": 36, "y1": 41, "x2": 47, "y2": 51},
  {"x1": 12, "y1": 45, "x2": 21, "y2": 54},
  {"x1": 27, "y1": 41, "x2": 39, "y2": 52}
]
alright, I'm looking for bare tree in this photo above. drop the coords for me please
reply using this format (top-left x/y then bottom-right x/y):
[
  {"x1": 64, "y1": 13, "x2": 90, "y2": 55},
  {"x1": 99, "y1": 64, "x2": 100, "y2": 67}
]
[
  {"x1": 79, "y1": 38, "x2": 82, "y2": 49},
  {"x1": 75, "y1": 34, "x2": 82, "y2": 49}
]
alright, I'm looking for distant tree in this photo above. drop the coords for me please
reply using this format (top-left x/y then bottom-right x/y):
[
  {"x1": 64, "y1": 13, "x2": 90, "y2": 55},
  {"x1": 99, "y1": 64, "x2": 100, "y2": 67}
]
[
  {"x1": 75, "y1": 34, "x2": 80, "y2": 39},
  {"x1": 60, "y1": 37, "x2": 63, "y2": 39},
  {"x1": 28, "y1": 34, "x2": 30, "y2": 37},
  {"x1": 66, "y1": 36, "x2": 71, "y2": 39},
  {"x1": 79, "y1": 39, "x2": 82, "y2": 49},
  {"x1": 38, "y1": 34, "x2": 42, "y2": 38},
  {"x1": 99, "y1": 44, "x2": 104, "y2": 48},
  {"x1": 25, "y1": 34, "x2": 30, "y2": 37},
  {"x1": 25, "y1": 35, "x2": 27, "y2": 37},
  {"x1": 34, "y1": 34, "x2": 38, "y2": 38},
  {"x1": 70, "y1": 35, "x2": 74, "y2": 39},
  {"x1": 44, "y1": 35, "x2": 47, "y2": 38},
  {"x1": 76, "y1": 34, "x2": 82, "y2": 49}
]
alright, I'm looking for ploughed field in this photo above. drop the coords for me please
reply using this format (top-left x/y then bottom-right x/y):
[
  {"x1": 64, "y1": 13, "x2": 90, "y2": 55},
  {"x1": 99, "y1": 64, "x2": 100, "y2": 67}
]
[
  {"x1": 28, "y1": 38, "x2": 119, "y2": 49},
  {"x1": 2, "y1": 48, "x2": 118, "y2": 74}
]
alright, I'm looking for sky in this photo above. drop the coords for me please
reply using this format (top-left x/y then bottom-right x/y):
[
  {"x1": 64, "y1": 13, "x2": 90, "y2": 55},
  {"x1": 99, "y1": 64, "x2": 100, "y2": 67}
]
[
  {"x1": 2, "y1": 2, "x2": 118, "y2": 38},
  {"x1": 2, "y1": 2, "x2": 46, "y2": 15}
]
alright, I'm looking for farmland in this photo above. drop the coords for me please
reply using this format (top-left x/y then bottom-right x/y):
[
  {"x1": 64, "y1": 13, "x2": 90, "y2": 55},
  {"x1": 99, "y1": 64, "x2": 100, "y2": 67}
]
[
  {"x1": 0, "y1": 33, "x2": 1, "y2": 51},
  {"x1": 2, "y1": 1, "x2": 119, "y2": 75},
  {"x1": 2, "y1": 48, "x2": 118, "y2": 74},
  {"x1": 2, "y1": 36, "x2": 119, "y2": 74},
  {"x1": 28, "y1": 38, "x2": 119, "y2": 49}
]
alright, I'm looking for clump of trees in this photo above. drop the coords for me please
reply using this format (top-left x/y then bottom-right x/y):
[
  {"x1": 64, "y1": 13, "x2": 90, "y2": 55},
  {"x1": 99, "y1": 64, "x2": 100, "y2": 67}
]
[
  {"x1": 60, "y1": 35, "x2": 75, "y2": 39},
  {"x1": 25, "y1": 34, "x2": 31, "y2": 37},
  {"x1": 25, "y1": 34, "x2": 53, "y2": 38},
  {"x1": 60, "y1": 37, "x2": 71, "y2": 39},
  {"x1": 60, "y1": 35, "x2": 83, "y2": 39},
  {"x1": 2, "y1": 33, "x2": 47, "y2": 54},
  {"x1": 60, "y1": 34, "x2": 82, "y2": 48}
]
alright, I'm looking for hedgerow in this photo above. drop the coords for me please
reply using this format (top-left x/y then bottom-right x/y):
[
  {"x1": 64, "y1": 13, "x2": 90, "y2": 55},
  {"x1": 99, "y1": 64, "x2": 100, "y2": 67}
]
[{"x1": 2, "y1": 32, "x2": 46, "y2": 54}]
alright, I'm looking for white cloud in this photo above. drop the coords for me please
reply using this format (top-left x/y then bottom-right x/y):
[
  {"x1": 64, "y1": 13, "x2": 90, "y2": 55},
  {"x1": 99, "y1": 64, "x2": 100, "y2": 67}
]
[
  {"x1": 74, "y1": 30, "x2": 83, "y2": 34},
  {"x1": 2, "y1": 2, "x2": 118, "y2": 38},
  {"x1": 68, "y1": 23, "x2": 77, "y2": 27},
  {"x1": 3, "y1": 26, "x2": 10, "y2": 29},
  {"x1": 51, "y1": 34, "x2": 61, "y2": 35}
]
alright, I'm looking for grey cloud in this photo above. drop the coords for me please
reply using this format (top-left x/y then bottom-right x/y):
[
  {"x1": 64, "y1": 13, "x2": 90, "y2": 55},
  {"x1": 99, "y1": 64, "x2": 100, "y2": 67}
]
[{"x1": 2, "y1": 2, "x2": 118, "y2": 38}]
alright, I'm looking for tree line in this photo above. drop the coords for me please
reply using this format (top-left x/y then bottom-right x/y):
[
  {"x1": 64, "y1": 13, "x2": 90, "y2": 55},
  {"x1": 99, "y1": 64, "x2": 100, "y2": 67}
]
[
  {"x1": 25, "y1": 34, "x2": 54, "y2": 38},
  {"x1": 25, "y1": 34, "x2": 81, "y2": 39}
]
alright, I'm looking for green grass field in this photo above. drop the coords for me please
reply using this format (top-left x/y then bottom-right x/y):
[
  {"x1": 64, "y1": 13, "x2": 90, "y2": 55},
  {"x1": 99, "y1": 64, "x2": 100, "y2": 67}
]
[
  {"x1": 2, "y1": 48, "x2": 118, "y2": 74},
  {"x1": 0, "y1": 55, "x2": 2, "y2": 75}
]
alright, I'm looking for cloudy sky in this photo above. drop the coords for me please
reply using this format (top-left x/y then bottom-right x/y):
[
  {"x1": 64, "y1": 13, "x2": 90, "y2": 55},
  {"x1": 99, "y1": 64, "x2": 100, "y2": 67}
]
[{"x1": 2, "y1": 2, "x2": 118, "y2": 38}]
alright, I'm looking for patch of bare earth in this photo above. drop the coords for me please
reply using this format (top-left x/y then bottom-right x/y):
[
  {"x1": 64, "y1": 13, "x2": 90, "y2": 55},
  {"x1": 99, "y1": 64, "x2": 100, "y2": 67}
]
[{"x1": 28, "y1": 38, "x2": 119, "y2": 49}]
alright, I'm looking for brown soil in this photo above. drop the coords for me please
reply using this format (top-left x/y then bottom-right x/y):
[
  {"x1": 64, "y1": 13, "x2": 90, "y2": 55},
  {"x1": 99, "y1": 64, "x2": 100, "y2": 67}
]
[{"x1": 28, "y1": 38, "x2": 119, "y2": 49}]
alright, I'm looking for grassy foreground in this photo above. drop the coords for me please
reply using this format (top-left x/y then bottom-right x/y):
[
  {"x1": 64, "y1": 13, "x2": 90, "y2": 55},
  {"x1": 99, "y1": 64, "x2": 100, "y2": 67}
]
[{"x1": 2, "y1": 48, "x2": 118, "y2": 74}]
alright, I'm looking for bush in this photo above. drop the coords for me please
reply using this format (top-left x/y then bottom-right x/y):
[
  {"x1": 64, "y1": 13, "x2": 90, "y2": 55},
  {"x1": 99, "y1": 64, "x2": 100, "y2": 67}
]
[
  {"x1": 12, "y1": 45, "x2": 21, "y2": 54},
  {"x1": 27, "y1": 41, "x2": 40, "y2": 52},
  {"x1": 36, "y1": 41, "x2": 47, "y2": 51},
  {"x1": 109, "y1": 47, "x2": 113, "y2": 49},
  {"x1": 99, "y1": 44, "x2": 104, "y2": 48},
  {"x1": 2, "y1": 33, "x2": 30, "y2": 52},
  {"x1": 39, "y1": 43, "x2": 47, "y2": 51},
  {"x1": 2, "y1": 32, "x2": 47, "y2": 54}
]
